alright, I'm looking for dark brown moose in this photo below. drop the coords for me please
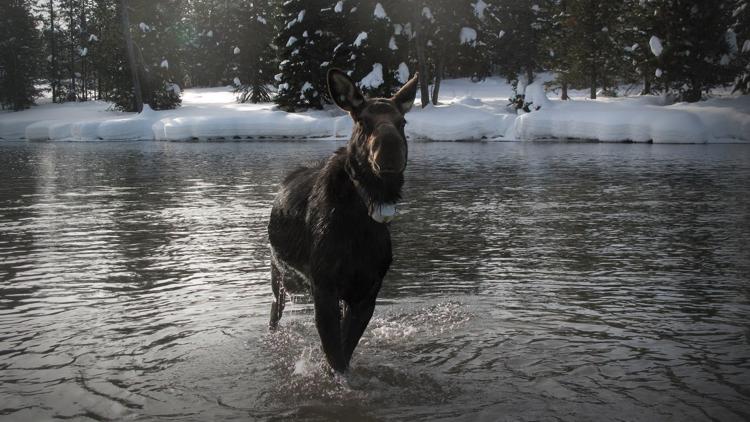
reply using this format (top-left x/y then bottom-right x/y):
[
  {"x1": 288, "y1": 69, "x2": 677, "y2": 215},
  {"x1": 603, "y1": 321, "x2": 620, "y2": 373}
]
[{"x1": 267, "y1": 69, "x2": 419, "y2": 373}]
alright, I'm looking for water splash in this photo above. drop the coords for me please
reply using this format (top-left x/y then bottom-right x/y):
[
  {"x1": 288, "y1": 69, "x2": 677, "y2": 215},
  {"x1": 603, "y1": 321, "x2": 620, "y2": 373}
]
[{"x1": 366, "y1": 301, "x2": 471, "y2": 346}]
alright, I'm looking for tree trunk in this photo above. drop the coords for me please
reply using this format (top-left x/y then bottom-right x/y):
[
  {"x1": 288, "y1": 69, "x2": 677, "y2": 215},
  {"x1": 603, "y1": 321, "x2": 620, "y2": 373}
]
[
  {"x1": 522, "y1": 66, "x2": 535, "y2": 99},
  {"x1": 431, "y1": 47, "x2": 445, "y2": 105},
  {"x1": 67, "y1": 2, "x2": 75, "y2": 101},
  {"x1": 413, "y1": 11, "x2": 430, "y2": 108},
  {"x1": 134, "y1": 42, "x2": 151, "y2": 107},
  {"x1": 685, "y1": 79, "x2": 701, "y2": 102},
  {"x1": 561, "y1": 81, "x2": 569, "y2": 100},
  {"x1": 590, "y1": 65, "x2": 597, "y2": 99},
  {"x1": 120, "y1": 0, "x2": 143, "y2": 112},
  {"x1": 642, "y1": 75, "x2": 651, "y2": 95},
  {"x1": 49, "y1": 0, "x2": 57, "y2": 103},
  {"x1": 80, "y1": 4, "x2": 87, "y2": 101}
]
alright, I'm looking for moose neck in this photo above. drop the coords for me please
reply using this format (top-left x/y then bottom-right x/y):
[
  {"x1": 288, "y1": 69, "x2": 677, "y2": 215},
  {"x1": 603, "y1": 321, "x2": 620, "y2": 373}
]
[{"x1": 344, "y1": 142, "x2": 403, "y2": 207}]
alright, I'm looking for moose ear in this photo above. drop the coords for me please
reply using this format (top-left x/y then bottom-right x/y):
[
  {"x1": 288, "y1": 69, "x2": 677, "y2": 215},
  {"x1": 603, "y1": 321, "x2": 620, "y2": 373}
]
[
  {"x1": 327, "y1": 69, "x2": 365, "y2": 113},
  {"x1": 392, "y1": 72, "x2": 419, "y2": 114}
]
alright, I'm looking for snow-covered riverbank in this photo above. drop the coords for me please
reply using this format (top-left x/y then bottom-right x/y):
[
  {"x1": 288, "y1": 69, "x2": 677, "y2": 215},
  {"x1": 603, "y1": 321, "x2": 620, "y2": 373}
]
[{"x1": 1, "y1": 78, "x2": 748, "y2": 143}]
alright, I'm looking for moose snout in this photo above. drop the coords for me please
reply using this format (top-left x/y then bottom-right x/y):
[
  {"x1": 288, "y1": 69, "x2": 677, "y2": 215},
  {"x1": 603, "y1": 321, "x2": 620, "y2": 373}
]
[{"x1": 370, "y1": 126, "x2": 406, "y2": 176}]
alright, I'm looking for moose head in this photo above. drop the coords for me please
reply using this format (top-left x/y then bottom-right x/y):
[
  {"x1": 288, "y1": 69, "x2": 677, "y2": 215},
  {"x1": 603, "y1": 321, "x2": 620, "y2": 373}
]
[{"x1": 327, "y1": 69, "x2": 419, "y2": 185}]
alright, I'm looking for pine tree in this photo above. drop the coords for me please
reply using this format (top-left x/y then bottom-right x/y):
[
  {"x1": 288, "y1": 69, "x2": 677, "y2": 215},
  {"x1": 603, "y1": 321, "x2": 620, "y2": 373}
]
[
  {"x1": 564, "y1": 0, "x2": 624, "y2": 99},
  {"x1": 225, "y1": 1, "x2": 277, "y2": 103},
  {"x1": 493, "y1": 1, "x2": 549, "y2": 83},
  {"x1": 0, "y1": 0, "x2": 42, "y2": 111},
  {"x1": 325, "y1": 0, "x2": 359, "y2": 74},
  {"x1": 55, "y1": 0, "x2": 91, "y2": 102},
  {"x1": 109, "y1": 0, "x2": 183, "y2": 111},
  {"x1": 618, "y1": 0, "x2": 660, "y2": 95},
  {"x1": 34, "y1": 0, "x2": 64, "y2": 103},
  {"x1": 274, "y1": 0, "x2": 343, "y2": 111},
  {"x1": 387, "y1": 0, "x2": 429, "y2": 107},
  {"x1": 650, "y1": 0, "x2": 734, "y2": 102},
  {"x1": 40, "y1": 0, "x2": 109, "y2": 103},
  {"x1": 59, "y1": 0, "x2": 77, "y2": 101},
  {"x1": 346, "y1": 1, "x2": 406, "y2": 98},
  {"x1": 731, "y1": 0, "x2": 750, "y2": 93},
  {"x1": 426, "y1": 0, "x2": 482, "y2": 104},
  {"x1": 384, "y1": 0, "x2": 417, "y2": 85},
  {"x1": 48, "y1": 0, "x2": 73, "y2": 101},
  {"x1": 545, "y1": 0, "x2": 575, "y2": 99},
  {"x1": 387, "y1": 0, "x2": 479, "y2": 106},
  {"x1": 75, "y1": 0, "x2": 96, "y2": 101},
  {"x1": 488, "y1": 0, "x2": 552, "y2": 105},
  {"x1": 88, "y1": 0, "x2": 129, "y2": 103},
  {"x1": 182, "y1": 0, "x2": 230, "y2": 87},
  {"x1": 452, "y1": 0, "x2": 491, "y2": 81}
]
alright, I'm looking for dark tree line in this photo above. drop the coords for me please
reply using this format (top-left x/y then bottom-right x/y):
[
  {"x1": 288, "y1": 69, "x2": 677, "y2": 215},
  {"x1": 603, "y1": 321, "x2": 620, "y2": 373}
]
[
  {"x1": 1, "y1": 0, "x2": 748, "y2": 111},
  {"x1": 1, "y1": 0, "x2": 42, "y2": 110}
]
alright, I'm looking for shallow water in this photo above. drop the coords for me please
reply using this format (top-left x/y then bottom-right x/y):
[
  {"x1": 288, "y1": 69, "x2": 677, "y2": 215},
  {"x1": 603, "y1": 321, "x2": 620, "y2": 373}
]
[{"x1": 1, "y1": 140, "x2": 749, "y2": 421}]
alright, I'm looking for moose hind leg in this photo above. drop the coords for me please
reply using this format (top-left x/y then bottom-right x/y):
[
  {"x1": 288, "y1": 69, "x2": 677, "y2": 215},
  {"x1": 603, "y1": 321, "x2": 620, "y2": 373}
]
[{"x1": 269, "y1": 262, "x2": 286, "y2": 330}]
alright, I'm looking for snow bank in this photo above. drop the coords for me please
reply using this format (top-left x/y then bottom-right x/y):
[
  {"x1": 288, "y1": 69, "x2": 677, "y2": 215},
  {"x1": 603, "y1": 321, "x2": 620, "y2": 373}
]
[
  {"x1": 511, "y1": 102, "x2": 710, "y2": 143},
  {"x1": 22, "y1": 104, "x2": 157, "y2": 141},
  {"x1": 154, "y1": 110, "x2": 335, "y2": 140},
  {"x1": 1, "y1": 79, "x2": 748, "y2": 143},
  {"x1": 669, "y1": 96, "x2": 750, "y2": 142},
  {"x1": 509, "y1": 89, "x2": 750, "y2": 143},
  {"x1": 0, "y1": 101, "x2": 144, "y2": 141},
  {"x1": 524, "y1": 82, "x2": 553, "y2": 110},
  {"x1": 407, "y1": 102, "x2": 514, "y2": 141}
]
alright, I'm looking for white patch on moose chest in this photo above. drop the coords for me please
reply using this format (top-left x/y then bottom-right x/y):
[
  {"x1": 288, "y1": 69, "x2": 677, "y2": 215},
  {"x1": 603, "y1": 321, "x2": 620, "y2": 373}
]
[{"x1": 369, "y1": 202, "x2": 397, "y2": 223}]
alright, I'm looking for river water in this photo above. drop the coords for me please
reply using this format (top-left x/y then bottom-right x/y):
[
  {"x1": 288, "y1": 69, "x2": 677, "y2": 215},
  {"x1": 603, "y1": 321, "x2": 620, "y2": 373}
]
[{"x1": 1, "y1": 140, "x2": 749, "y2": 421}]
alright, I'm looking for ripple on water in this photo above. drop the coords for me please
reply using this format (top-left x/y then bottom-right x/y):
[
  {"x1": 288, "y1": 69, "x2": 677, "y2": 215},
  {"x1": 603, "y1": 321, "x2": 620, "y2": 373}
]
[{"x1": 1, "y1": 141, "x2": 750, "y2": 421}]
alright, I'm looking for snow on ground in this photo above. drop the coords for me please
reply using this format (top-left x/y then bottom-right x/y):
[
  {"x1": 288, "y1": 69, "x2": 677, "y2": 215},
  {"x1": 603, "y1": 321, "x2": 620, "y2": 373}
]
[
  {"x1": 510, "y1": 90, "x2": 750, "y2": 143},
  {"x1": 510, "y1": 100, "x2": 712, "y2": 143},
  {"x1": 1, "y1": 78, "x2": 748, "y2": 143}
]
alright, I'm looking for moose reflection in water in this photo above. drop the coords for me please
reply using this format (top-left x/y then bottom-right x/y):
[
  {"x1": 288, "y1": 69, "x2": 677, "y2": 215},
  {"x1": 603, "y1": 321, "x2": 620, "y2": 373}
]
[{"x1": 267, "y1": 69, "x2": 420, "y2": 372}]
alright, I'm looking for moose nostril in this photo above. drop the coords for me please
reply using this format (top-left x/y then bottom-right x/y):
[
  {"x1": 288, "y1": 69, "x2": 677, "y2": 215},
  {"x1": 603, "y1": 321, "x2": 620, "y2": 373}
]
[
  {"x1": 372, "y1": 150, "x2": 405, "y2": 175},
  {"x1": 370, "y1": 134, "x2": 405, "y2": 176}
]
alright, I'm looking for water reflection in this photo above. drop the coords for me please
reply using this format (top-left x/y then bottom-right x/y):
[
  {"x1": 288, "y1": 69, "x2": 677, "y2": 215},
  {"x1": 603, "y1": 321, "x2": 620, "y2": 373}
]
[{"x1": 1, "y1": 141, "x2": 749, "y2": 421}]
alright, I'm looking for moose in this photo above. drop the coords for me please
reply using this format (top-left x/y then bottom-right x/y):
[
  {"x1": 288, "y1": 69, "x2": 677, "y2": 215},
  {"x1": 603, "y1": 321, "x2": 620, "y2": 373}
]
[{"x1": 267, "y1": 69, "x2": 419, "y2": 373}]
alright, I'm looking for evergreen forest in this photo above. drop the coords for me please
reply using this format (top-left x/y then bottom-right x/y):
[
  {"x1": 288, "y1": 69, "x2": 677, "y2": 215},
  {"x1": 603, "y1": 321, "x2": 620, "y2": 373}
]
[{"x1": 1, "y1": 0, "x2": 748, "y2": 112}]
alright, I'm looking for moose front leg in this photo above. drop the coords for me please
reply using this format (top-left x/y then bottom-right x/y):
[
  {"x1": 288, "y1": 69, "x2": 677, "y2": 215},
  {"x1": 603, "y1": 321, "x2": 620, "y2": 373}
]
[
  {"x1": 340, "y1": 297, "x2": 377, "y2": 365},
  {"x1": 341, "y1": 280, "x2": 382, "y2": 365},
  {"x1": 313, "y1": 287, "x2": 347, "y2": 372}
]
